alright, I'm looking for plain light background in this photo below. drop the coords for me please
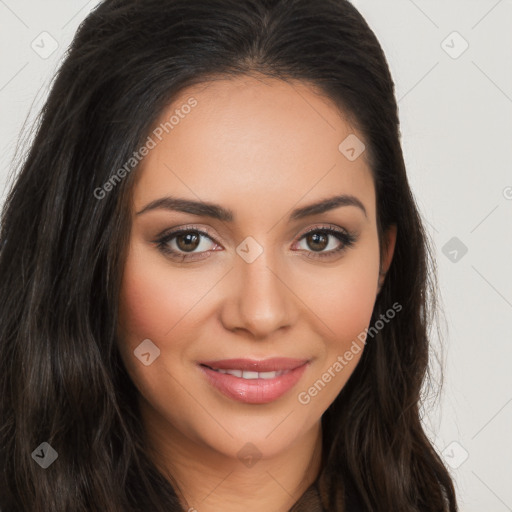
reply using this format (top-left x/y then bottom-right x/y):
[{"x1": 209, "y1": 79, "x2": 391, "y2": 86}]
[{"x1": 0, "y1": 1, "x2": 511, "y2": 510}]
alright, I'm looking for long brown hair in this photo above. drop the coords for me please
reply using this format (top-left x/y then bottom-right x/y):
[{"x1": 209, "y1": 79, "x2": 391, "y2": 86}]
[{"x1": 0, "y1": 0, "x2": 457, "y2": 510}]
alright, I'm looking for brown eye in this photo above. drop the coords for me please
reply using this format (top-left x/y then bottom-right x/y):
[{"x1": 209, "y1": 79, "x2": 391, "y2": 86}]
[
  {"x1": 155, "y1": 227, "x2": 219, "y2": 260},
  {"x1": 176, "y1": 232, "x2": 201, "y2": 252},
  {"x1": 294, "y1": 226, "x2": 357, "y2": 259},
  {"x1": 305, "y1": 231, "x2": 329, "y2": 252}
]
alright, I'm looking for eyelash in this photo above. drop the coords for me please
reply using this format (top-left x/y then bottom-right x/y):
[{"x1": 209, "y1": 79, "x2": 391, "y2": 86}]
[{"x1": 154, "y1": 224, "x2": 357, "y2": 262}]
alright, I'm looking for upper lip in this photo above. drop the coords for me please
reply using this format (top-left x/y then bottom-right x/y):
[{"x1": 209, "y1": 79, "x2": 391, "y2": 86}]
[{"x1": 199, "y1": 357, "x2": 309, "y2": 372}]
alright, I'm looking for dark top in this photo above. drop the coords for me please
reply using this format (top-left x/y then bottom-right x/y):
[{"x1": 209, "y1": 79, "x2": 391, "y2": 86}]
[
  {"x1": 290, "y1": 477, "x2": 364, "y2": 511},
  {"x1": 0, "y1": 468, "x2": 365, "y2": 511}
]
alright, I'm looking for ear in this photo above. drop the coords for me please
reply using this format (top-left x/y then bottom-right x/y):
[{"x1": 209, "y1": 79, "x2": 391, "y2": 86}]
[{"x1": 377, "y1": 224, "x2": 397, "y2": 294}]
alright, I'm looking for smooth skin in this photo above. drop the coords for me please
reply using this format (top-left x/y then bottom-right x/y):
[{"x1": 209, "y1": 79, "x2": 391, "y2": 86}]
[{"x1": 117, "y1": 75, "x2": 396, "y2": 512}]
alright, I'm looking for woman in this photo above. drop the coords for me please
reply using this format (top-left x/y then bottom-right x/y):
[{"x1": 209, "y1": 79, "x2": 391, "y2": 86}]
[{"x1": 0, "y1": 0, "x2": 458, "y2": 511}]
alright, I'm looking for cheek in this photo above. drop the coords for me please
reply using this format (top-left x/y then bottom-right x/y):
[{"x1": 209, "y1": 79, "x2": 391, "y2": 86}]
[
  {"x1": 293, "y1": 243, "x2": 379, "y2": 411},
  {"x1": 118, "y1": 243, "x2": 211, "y2": 344},
  {"x1": 116, "y1": 245, "x2": 205, "y2": 403},
  {"x1": 329, "y1": 268, "x2": 378, "y2": 343},
  {"x1": 301, "y1": 237, "x2": 380, "y2": 350},
  {"x1": 119, "y1": 268, "x2": 172, "y2": 342}
]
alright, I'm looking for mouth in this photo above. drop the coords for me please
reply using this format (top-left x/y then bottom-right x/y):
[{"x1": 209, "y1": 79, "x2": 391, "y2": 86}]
[{"x1": 198, "y1": 357, "x2": 310, "y2": 404}]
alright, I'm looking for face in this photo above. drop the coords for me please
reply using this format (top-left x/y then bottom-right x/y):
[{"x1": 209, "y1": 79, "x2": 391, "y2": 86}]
[{"x1": 117, "y1": 75, "x2": 395, "y2": 465}]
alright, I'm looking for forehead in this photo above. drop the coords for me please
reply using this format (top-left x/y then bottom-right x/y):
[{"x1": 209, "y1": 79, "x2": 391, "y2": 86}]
[{"x1": 132, "y1": 75, "x2": 376, "y2": 224}]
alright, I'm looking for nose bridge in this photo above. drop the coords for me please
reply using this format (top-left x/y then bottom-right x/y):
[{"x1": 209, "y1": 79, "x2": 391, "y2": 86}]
[{"x1": 222, "y1": 239, "x2": 295, "y2": 338}]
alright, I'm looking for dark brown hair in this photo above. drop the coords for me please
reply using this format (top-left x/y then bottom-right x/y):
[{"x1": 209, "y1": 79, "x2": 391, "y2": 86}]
[{"x1": 0, "y1": 0, "x2": 457, "y2": 510}]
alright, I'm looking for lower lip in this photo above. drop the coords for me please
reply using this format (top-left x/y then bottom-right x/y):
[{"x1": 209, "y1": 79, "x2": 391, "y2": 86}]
[{"x1": 199, "y1": 363, "x2": 309, "y2": 404}]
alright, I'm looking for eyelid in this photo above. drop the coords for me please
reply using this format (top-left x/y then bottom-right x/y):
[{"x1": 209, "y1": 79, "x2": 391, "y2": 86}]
[
  {"x1": 156, "y1": 224, "x2": 219, "y2": 242},
  {"x1": 297, "y1": 223, "x2": 350, "y2": 238},
  {"x1": 156, "y1": 222, "x2": 351, "y2": 241}
]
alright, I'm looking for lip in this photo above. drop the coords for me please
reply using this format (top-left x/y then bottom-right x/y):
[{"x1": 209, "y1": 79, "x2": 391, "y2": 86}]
[{"x1": 198, "y1": 358, "x2": 310, "y2": 404}]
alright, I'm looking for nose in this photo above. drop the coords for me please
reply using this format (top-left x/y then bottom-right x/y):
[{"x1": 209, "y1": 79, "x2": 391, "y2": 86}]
[{"x1": 220, "y1": 249, "x2": 297, "y2": 339}]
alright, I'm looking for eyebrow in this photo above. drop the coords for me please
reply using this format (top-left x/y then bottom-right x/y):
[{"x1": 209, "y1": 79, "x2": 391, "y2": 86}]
[{"x1": 136, "y1": 194, "x2": 367, "y2": 221}]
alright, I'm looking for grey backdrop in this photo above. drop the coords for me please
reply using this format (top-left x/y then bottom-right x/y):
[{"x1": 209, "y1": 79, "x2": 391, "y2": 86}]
[{"x1": 0, "y1": 1, "x2": 511, "y2": 510}]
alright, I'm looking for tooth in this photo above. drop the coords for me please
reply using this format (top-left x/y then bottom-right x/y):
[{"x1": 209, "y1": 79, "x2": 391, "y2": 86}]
[
  {"x1": 211, "y1": 368, "x2": 290, "y2": 379},
  {"x1": 259, "y1": 371, "x2": 277, "y2": 379},
  {"x1": 225, "y1": 369, "x2": 243, "y2": 378},
  {"x1": 242, "y1": 371, "x2": 259, "y2": 379}
]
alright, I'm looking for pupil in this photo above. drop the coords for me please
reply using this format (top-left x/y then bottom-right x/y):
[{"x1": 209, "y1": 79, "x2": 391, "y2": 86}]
[
  {"x1": 177, "y1": 233, "x2": 200, "y2": 252},
  {"x1": 308, "y1": 232, "x2": 327, "y2": 251}
]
